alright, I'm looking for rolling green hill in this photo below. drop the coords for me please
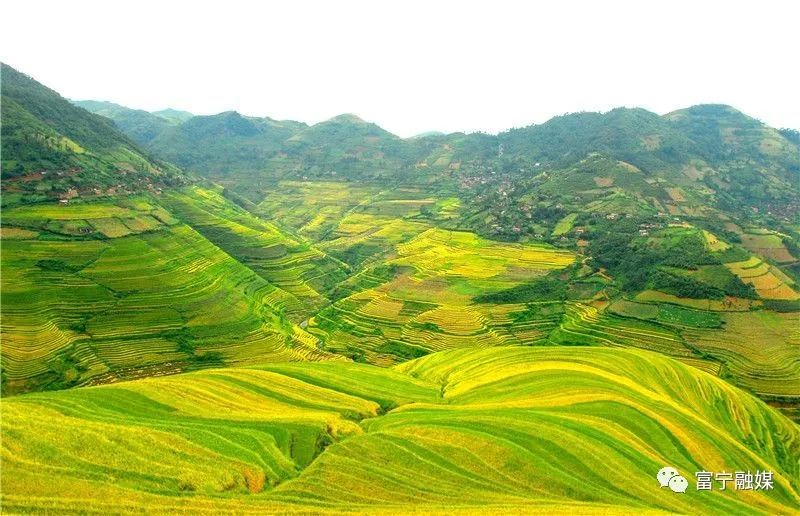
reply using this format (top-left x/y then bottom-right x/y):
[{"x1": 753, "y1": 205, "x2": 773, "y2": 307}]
[
  {"x1": 282, "y1": 113, "x2": 417, "y2": 179},
  {"x1": 2, "y1": 347, "x2": 798, "y2": 513}
]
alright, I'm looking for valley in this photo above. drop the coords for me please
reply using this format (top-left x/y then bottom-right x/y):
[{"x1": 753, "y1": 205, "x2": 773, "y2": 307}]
[{"x1": 1, "y1": 62, "x2": 798, "y2": 513}]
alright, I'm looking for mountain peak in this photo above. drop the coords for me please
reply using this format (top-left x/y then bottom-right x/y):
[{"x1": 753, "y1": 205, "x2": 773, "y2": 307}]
[
  {"x1": 664, "y1": 104, "x2": 752, "y2": 123},
  {"x1": 152, "y1": 108, "x2": 193, "y2": 123},
  {"x1": 326, "y1": 113, "x2": 368, "y2": 124}
]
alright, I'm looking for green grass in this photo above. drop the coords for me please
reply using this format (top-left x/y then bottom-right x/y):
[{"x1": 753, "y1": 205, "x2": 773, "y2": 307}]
[
  {"x1": 2, "y1": 347, "x2": 798, "y2": 513},
  {"x1": 552, "y1": 212, "x2": 578, "y2": 236}
]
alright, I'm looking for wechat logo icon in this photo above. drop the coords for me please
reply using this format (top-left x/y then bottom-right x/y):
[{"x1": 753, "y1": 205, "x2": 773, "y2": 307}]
[{"x1": 658, "y1": 466, "x2": 688, "y2": 493}]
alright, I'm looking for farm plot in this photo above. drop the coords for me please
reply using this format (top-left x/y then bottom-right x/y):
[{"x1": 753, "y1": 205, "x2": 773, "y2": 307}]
[
  {"x1": 163, "y1": 186, "x2": 349, "y2": 319},
  {"x1": 319, "y1": 212, "x2": 431, "y2": 268},
  {"x1": 740, "y1": 231, "x2": 796, "y2": 263},
  {"x1": 682, "y1": 311, "x2": 800, "y2": 399},
  {"x1": 2, "y1": 347, "x2": 798, "y2": 514},
  {"x1": 609, "y1": 299, "x2": 722, "y2": 328},
  {"x1": 635, "y1": 290, "x2": 757, "y2": 311},
  {"x1": 552, "y1": 213, "x2": 578, "y2": 236},
  {"x1": 550, "y1": 303, "x2": 696, "y2": 358},
  {"x1": 0, "y1": 200, "x2": 333, "y2": 395},
  {"x1": 394, "y1": 228, "x2": 574, "y2": 287},
  {"x1": 308, "y1": 230, "x2": 575, "y2": 363},
  {"x1": 725, "y1": 256, "x2": 800, "y2": 300},
  {"x1": 255, "y1": 181, "x2": 382, "y2": 239}
]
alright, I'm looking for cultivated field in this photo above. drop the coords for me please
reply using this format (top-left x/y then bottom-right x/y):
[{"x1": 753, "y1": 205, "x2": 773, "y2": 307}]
[
  {"x1": 309, "y1": 228, "x2": 575, "y2": 363},
  {"x1": 0, "y1": 195, "x2": 333, "y2": 394},
  {"x1": 725, "y1": 256, "x2": 800, "y2": 300},
  {"x1": 2, "y1": 347, "x2": 798, "y2": 513},
  {"x1": 162, "y1": 186, "x2": 349, "y2": 319}
]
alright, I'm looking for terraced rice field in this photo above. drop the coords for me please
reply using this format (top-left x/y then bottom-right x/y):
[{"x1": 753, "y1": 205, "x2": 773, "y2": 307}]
[
  {"x1": 682, "y1": 311, "x2": 800, "y2": 399},
  {"x1": 594, "y1": 297, "x2": 800, "y2": 417},
  {"x1": 740, "y1": 231, "x2": 796, "y2": 263},
  {"x1": 255, "y1": 181, "x2": 383, "y2": 240},
  {"x1": 2, "y1": 347, "x2": 798, "y2": 513},
  {"x1": 308, "y1": 229, "x2": 575, "y2": 363},
  {"x1": 725, "y1": 256, "x2": 800, "y2": 300},
  {"x1": 319, "y1": 212, "x2": 430, "y2": 268},
  {"x1": 162, "y1": 187, "x2": 349, "y2": 319},
  {"x1": 0, "y1": 197, "x2": 333, "y2": 394},
  {"x1": 550, "y1": 303, "x2": 695, "y2": 358},
  {"x1": 394, "y1": 229, "x2": 574, "y2": 286}
]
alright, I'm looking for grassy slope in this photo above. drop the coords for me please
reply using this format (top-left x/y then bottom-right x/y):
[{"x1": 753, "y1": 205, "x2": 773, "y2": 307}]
[{"x1": 2, "y1": 347, "x2": 798, "y2": 513}]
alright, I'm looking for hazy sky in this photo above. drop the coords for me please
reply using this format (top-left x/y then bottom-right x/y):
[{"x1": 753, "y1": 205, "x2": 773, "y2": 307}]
[{"x1": 2, "y1": 0, "x2": 798, "y2": 137}]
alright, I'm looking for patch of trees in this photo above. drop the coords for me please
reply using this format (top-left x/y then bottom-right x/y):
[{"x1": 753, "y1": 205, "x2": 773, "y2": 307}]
[
  {"x1": 778, "y1": 128, "x2": 800, "y2": 145},
  {"x1": 660, "y1": 234, "x2": 718, "y2": 269},
  {"x1": 762, "y1": 299, "x2": 800, "y2": 312},
  {"x1": 474, "y1": 277, "x2": 567, "y2": 303},
  {"x1": 651, "y1": 271, "x2": 724, "y2": 299},
  {"x1": 722, "y1": 276, "x2": 758, "y2": 299},
  {"x1": 783, "y1": 237, "x2": 800, "y2": 261},
  {"x1": 586, "y1": 220, "x2": 757, "y2": 299}
]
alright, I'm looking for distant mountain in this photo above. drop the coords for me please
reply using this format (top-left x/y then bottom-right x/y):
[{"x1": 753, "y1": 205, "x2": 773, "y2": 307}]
[
  {"x1": 152, "y1": 108, "x2": 193, "y2": 124},
  {"x1": 73, "y1": 100, "x2": 175, "y2": 145},
  {"x1": 147, "y1": 111, "x2": 307, "y2": 174},
  {"x1": 1, "y1": 64, "x2": 184, "y2": 202},
  {"x1": 491, "y1": 105, "x2": 799, "y2": 215},
  {"x1": 59, "y1": 90, "x2": 799, "y2": 222},
  {"x1": 282, "y1": 114, "x2": 417, "y2": 179},
  {"x1": 144, "y1": 112, "x2": 418, "y2": 181},
  {"x1": 409, "y1": 131, "x2": 446, "y2": 139}
]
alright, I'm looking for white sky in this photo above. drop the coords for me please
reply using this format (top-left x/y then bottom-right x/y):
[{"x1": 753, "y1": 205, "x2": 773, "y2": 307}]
[{"x1": 2, "y1": 0, "x2": 798, "y2": 137}]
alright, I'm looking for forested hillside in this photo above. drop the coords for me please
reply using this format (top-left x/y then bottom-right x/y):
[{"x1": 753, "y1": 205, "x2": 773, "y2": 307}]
[{"x1": 1, "y1": 65, "x2": 185, "y2": 204}]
